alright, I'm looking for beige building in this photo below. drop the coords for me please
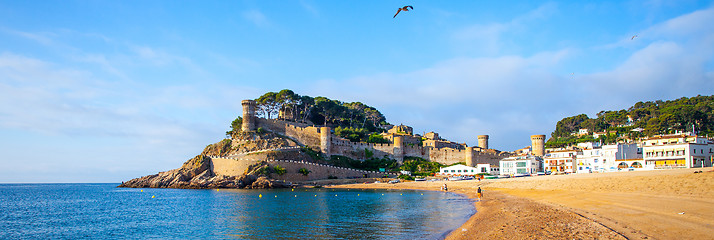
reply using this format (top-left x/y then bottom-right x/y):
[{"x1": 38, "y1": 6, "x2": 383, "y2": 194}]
[
  {"x1": 544, "y1": 149, "x2": 578, "y2": 174},
  {"x1": 642, "y1": 134, "x2": 713, "y2": 169},
  {"x1": 387, "y1": 124, "x2": 413, "y2": 135}
]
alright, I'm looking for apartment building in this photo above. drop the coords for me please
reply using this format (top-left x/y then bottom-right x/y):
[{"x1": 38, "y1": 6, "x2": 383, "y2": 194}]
[{"x1": 642, "y1": 134, "x2": 713, "y2": 169}]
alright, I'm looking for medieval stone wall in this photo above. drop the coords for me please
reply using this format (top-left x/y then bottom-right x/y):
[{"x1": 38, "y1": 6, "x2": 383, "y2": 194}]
[
  {"x1": 266, "y1": 160, "x2": 395, "y2": 181},
  {"x1": 248, "y1": 116, "x2": 508, "y2": 168},
  {"x1": 211, "y1": 156, "x2": 394, "y2": 181},
  {"x1": 257, "y1": 118, "x2": 322, "y2": 151},
  {"x1": 329, "y1": 137, "x2": 395, "y2": 159}
]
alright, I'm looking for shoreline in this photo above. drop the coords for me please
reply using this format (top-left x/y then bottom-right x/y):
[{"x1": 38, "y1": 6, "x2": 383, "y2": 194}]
[
  {"x1": 329, "y1": 181, "x2": 625, "y2": 239},
  {"x1": 330, "y1": 167, "x2": 714, "y2": 239}
]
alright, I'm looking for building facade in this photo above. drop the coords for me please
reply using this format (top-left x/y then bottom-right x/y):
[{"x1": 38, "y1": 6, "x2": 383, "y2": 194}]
[
  {"x1": 499, "y1": 155, "x2": 542, "y2": 175},
  {"x1": 544, "y1": 149, "x2": 578, "y2": 174},
  {"x1": 642, "y1": 134, "x2": 713, "y2": 169},
  {"x1": 440, "y1": 164, "x2": 479, "y2": 176}
]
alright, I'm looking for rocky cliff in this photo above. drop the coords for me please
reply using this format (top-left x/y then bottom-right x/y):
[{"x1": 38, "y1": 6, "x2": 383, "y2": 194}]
[{"x1": 119, "y1": 132, "x2": 300, "y2": 189}]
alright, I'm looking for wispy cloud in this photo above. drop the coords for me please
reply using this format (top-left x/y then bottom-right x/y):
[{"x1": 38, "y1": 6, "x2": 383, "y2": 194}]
[
  {"x1": 451, "y1": 2, "x2": 558, "y2": 55},
  {"x1": 299, "y1": 0, "x2": 320, "y2": 17},
  {"x1": 0, "y1": 27, "x2": 56, "y2": 46},
  {"x1": 242, "y1": 9, "x2": 270, "y2": 28}
]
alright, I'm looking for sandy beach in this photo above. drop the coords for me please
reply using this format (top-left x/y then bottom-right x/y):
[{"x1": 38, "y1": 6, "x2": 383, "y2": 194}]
[{"x1": 329, "y1": 167, "x2": 714, "y2": 239}]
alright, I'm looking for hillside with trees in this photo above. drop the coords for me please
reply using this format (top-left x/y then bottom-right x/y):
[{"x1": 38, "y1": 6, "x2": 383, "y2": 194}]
[
  {"x1": 228, "y1": 89, "x2": 390, "y2": 143},
  {"x1": 546, "y1": 95, "x2": 714, "y2": 148}
]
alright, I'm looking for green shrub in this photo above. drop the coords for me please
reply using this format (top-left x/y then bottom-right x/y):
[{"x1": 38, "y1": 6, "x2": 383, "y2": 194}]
[
  {"x1": 298, "y1": 168, "x2": 310, "y2": 176},
  {"x1": 273, "y1": 165, "x2": 286, "y2": 176},
  {"x1": 397, "y1": 175, "x2": 414, "y2": 181},
  {"x1": 327, "y1": 175, "x2": 338, "y2": 179},
  {"x1": 401, "y1": 157, "x2": 445, "y2": 176},
  {"x1": 366, "y1": 133, "x2": 389, "y2": 144},
  {"x1": 255, "y1": 166, "x2": 271, "y2": 176},
  {"x1": 364, "y1": 148, "x2": 374, "y2": 158},
  {"x1": 301, "y1": 147, "x2": 325, "y2": 161}
]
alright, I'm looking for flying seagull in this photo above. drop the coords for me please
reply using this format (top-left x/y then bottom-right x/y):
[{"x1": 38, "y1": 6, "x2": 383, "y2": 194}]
[
  {"x1": 631, "y1": 35, "x2": 638, "y2": 40},
  {"x1": 394, "y1": 5, "x2": 413, "y2": 18}
]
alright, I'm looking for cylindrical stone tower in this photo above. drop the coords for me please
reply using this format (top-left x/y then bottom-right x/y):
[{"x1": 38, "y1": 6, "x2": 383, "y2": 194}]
[
  {"x1": 320, "y1": 127, "x2": 331, "y2": 156},
  {"x1": 477, "y1": 135, "x2": 489, "y2": 149},
  {"x1": 465, "y1": 147, "x2": 474, "y2": 167},
  {"x1": 241, "y1": 100, "x2": 257, "y2": 132},
  {"x1": 531, "y1": 135, "x2": 546, "y2": 156},
  {"x1": 393, "y1": 136, "x2": 404, "y2": 163}
]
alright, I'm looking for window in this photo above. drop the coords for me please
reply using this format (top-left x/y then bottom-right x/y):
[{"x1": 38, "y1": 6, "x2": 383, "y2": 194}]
[{"x1": 516, "y1": 162, "x2": 526, "y2": 167}]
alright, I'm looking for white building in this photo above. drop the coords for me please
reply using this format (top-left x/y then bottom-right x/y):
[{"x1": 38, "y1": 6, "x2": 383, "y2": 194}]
[
  {"x1": 578, "y1": 128, "x2": 589, "y2": 135},
  {"x1": 642, "y1": 134, "x2": 713, "y2": 169},
  {"x1": 499, "y1": 155, "x2": 542, "y2": 175},
  {"x1": 601, "y1": 143, "x2": 642, "y2": 171},
  {"x1": 475, "y1": 163, "x2": 499, "y2": 175},
  {"x1": 576, "y1": 143, "x2": 642, "y2": 173},
  {"x1": 439, "y1": 164, "x2": 478, "y2": 176},
  {"x1": 575, "y1": 148, "x2": 600, "y2": 173},
  {"x1": 439, "y1": 164, "x2": 499, "y2": 176}
]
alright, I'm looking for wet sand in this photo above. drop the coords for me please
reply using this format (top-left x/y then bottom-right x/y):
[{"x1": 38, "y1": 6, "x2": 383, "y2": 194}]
[{"x1": 329, "y1": 167, "x2": 714, "y2": 239}]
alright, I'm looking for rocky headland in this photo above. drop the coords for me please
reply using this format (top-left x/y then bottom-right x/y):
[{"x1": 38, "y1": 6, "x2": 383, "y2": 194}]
[{"x1": 119, "y1": 131, "x2": 304, "y2": 189}]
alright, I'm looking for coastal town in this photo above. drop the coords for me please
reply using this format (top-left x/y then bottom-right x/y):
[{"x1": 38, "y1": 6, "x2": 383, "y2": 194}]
[
  {"x1": 118, "y1": 96, "x2": 714, "y2": 240},
  {"x1": 437, "y1": 130, "x2": 713, "y2": 178},
  {"x1": 4, "y1": 1, "x2": 714, "y2": 239}
]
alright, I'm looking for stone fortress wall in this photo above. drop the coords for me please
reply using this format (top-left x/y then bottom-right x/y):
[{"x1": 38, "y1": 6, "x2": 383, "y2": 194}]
[
  {"x1": 242, "y1": 100, "x2": 506, "y2": 167},
  {"x1": 212, "y1": 157, "x2": 394, "y2": 181}
]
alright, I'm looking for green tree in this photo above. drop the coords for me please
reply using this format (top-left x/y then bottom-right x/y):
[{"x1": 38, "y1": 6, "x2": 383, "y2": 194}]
[
  {"x1": 366, "y1": 133, "x2": 389, "y2": 144},
  {"x1": 226, "y1": 116, "x2": 243, "y2": 137},
  {"x1": 256, "y1": 92, "x2": 281, "y2": 119},
  {"x1": 551, "y1": 114, "x2": 589, "y2": 138}
]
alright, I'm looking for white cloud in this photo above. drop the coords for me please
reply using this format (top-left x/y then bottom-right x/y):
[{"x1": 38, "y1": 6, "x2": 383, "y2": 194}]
[
  {"x1": 303, "y1": 6, "x2": 714, "y2": 151},
  {"x1": 302, "y1": 49, "x2": 574, "y2": 150}
]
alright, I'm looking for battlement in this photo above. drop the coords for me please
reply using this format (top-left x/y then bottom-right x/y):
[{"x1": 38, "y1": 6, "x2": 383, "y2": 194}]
[{"x1": 241, "y1": 100, "x2": 517, "y2": 167}]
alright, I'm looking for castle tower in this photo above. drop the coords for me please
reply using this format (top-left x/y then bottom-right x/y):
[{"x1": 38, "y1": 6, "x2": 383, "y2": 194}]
[
  {"x1": 530, "y1": 135, "x2": 546, "y2": 156},
  {"x1": 465, "y1": 146, "x2": 474, "y2": 167},
  {"x1": 320, "y1": 127, "x2": 331, "y2": 156},
  {"x1": 241, "y1": 100, "x2": 257, "y2": 132},
  {"x1": 477, "y1": 135, "x2": 489, "y2": 149},
  {"x1": 393, "y1": 135, "x2": 404, "y2": 163}
]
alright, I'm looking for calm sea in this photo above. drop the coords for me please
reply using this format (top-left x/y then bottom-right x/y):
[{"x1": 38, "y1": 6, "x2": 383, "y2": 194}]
[{"x1": 0, "y1": 183, "x2": 475, "y2": 239}]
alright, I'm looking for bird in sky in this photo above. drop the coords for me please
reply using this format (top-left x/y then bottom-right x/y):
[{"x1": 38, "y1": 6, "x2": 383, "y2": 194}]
[
  {"x1": 394, "y1": 5, "x2": 413, "y2": 18},
  {"x1": 631, "y1": 35, "x2": 638, "y2": 40}
]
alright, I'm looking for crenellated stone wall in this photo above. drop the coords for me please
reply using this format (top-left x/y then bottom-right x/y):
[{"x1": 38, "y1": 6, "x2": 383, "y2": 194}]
[
  {"x1": 241, "y1": 100, "x2": 509, "y2": 170},
  {"x1": 211, "y1": 156, "x2": 395, "y2": 181}
]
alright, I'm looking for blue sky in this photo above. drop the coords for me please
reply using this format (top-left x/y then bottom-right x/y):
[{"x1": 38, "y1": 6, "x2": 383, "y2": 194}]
[{"x1": 1, "y1": 1, "x2": 712, "y2": 183}]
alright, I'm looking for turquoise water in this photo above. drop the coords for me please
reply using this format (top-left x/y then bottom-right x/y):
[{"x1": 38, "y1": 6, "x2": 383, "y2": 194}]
[{"x1": 0, "y1": 184, "x2": 475, "y2": 239}]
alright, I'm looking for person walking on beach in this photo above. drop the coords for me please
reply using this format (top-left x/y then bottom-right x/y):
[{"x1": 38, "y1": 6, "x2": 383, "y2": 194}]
[
  {"x1": 443, "y1": 183, "x2": 448, "y2": 192},
  {"x1": 477, "y1": 187, "x2": 482, "y2": 201}
]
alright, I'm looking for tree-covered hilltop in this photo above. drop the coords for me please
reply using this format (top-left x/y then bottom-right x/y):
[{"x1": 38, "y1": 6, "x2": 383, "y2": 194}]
[
  {"x1": 546, "y1": 95, "x2": 714, "y2": 148},
  {"x1": 228, "y1": 89, "x2": 391, "y2": 142}
]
